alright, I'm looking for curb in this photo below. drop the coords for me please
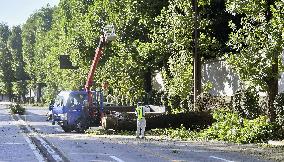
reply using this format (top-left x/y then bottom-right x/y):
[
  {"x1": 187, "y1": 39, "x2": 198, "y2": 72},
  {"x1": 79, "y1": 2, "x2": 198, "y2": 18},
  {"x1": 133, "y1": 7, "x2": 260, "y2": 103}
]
[{"x1": 268, "y1": 140, "x2": 284, "y2": 146}]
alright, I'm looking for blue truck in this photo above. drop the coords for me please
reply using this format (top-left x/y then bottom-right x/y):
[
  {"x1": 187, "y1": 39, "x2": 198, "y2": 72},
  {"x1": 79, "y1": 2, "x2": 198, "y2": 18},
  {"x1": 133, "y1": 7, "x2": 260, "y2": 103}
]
[{"x1": 51, "y1": 90, "x2": 104, "y2": 132}]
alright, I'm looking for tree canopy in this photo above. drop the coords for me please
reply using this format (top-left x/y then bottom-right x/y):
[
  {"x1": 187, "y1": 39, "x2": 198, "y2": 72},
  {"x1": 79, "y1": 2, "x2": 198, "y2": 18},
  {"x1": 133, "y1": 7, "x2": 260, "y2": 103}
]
[{"x1": 0, "y1": 0, "x2": 283, "y2": 121}]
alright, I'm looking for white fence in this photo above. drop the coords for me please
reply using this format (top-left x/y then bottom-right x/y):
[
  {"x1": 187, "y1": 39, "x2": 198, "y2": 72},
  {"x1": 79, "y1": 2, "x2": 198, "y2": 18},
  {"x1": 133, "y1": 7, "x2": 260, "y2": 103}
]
[{"x1": 202, "y1": 59, "x2": 284, "y2": 96}]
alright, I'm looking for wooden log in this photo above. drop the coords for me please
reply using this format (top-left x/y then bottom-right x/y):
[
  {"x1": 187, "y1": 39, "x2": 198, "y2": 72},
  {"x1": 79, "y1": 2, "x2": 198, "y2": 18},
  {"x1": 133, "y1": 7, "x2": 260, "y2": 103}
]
[{"x1": 104, "y1": 111, "x2": 213, "y2": 131}]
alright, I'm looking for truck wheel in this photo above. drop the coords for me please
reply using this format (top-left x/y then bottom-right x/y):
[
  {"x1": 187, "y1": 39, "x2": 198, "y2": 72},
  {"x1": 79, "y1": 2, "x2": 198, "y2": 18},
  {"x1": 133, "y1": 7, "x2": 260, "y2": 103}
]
[
  {"x1": 51, "y1": 114, "x2": 55, "y2": 125},
  {"x1": 61, "y1": 125, "x2": 72, "y2": 132},
  {"x1": 61, "y1": 121, "x2": 72, "y2": 132},
  {"x1": 75, "y1": 118, "x2": 88, "y2": 133}
]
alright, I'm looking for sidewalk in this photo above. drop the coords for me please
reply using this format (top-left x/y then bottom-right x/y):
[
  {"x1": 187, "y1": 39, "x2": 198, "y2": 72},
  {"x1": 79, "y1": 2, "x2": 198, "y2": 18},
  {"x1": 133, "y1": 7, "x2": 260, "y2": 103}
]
[{"x1": 0, "y1": 101, "x2": 12, "y2": 105}]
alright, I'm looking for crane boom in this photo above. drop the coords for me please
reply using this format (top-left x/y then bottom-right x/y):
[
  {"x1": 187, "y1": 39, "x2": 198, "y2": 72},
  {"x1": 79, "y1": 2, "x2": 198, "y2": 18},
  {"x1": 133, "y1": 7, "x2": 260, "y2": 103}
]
[
  {"x1": 84, "y1": 25, "x2": 116, "y2": 117},
  {"x1": 84, "y1": 37, "x2": 105, "y2": 108}
]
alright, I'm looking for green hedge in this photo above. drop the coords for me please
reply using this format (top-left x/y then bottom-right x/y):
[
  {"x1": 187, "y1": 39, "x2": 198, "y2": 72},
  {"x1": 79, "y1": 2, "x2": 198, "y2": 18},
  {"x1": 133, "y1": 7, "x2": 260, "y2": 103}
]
[
  {"x1": 9, "y1": 103, "x2": 25, "y2": 115},
  {"x1": 152, "y1": 109, "x2": 281, "y2": 143}
]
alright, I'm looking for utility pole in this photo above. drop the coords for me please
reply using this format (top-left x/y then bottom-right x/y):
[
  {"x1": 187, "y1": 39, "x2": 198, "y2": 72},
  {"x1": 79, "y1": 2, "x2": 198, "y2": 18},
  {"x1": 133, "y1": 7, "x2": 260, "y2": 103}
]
[{"x1": 193, "y1": 0, "x2": 201, "y2": 107}]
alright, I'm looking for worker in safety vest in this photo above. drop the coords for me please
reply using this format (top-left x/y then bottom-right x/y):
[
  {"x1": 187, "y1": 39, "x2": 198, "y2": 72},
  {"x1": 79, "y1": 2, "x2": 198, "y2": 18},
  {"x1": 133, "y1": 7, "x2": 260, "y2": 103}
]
[{"x1": 135, "y1": 102, "x2": 146, "y2": 139}]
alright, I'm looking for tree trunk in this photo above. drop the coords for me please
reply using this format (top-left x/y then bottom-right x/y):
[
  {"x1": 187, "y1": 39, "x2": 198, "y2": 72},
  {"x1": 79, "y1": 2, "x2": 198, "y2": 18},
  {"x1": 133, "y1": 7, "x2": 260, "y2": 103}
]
[
  {"x1": 267, "y1": 50, "x2": 278, "y2": 122},
  {"x1": 7, "y1": 83, "x2": 13, "y2": 102},
  {"x1": 144, "y1": 67, "x2": 152, "y2": 104},
  {"x1": 265, "y1": 0, "x2": 277, "y2": 122},
  {"x1": 267, "y1": 79, "x2": 277, "y2": 122},
  {"x1": 193, "y1": 0, "x2": 201, "y2": 107},
  {"x1": 163, "y1": 60, "x2": 171, "y2": 113}
]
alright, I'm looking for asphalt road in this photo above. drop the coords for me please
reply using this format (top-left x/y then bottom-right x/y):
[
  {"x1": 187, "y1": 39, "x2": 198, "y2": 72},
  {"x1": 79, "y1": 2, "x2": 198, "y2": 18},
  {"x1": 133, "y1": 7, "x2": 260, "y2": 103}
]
[{"x1": 0, "y1": 104, "x2": 273, "y2": 162}]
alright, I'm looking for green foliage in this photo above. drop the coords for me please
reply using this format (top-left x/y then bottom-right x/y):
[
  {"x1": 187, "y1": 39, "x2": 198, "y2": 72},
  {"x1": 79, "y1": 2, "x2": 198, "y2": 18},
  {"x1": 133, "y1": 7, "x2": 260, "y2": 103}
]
[
  {"x1": 166, "y1": 52, "x2": 193, "y2": 100},
  {"x1": 146, "y1": 126, "x2": 201, "y2": 140},
  {"x1": 226, "y1": 0, "x2": 284, "y2": 121},
  {"x1": 22, "y1": 6, "x2": 55, "y2": 94},
  {"x1": 201, "y1": 109, "x2": 277, "y2": 143},
  {"x1": 0, "y1": 0, "x2": 282, "y2": 119},
  {"x1": 164, "y1": 125, "x2": 199, "y2": 140},
  {"x1": 152, "y1": 0, "x2": 195, "y2": 103},
  {"x1": 0, "y1": 23, "x2": 13, "y2": 100},
  {"x1": 19, "y1": 0, "x2": 170, "y2": 103},
  {"x1": 233, "y1": 86, "x2": 261, "y2": 119},
  {"x1": 152, "y1": 0, "x2": 225, "y2": 110},
  {"x1": 8, "y1": 26, "x2": 28, "y2": 102},
  {"x1": 151, "y1": 109, "x2": 280, "y2": 143},
  {"x1": 203, "y1": 81, "x2": 213, "y2": 93},
  {"x1": 9, "y1": 103, "x2": 25, "y2": 115}
]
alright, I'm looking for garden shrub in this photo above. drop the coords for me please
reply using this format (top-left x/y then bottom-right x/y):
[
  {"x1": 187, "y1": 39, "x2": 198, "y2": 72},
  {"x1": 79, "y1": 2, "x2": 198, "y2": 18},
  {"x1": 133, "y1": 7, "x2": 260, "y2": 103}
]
[
  {"x1": 233, "y1": 86, "x2": 260, "y2": 119},
  {"x1": 195, "y1": 92, "x2": 212, "y2": 111},
  {"x1": 9, "y1": 103, "x2": 25, "y2": 115},
  {"x1": 195, "y1": 93, "x2": 229, "y2": 112}
]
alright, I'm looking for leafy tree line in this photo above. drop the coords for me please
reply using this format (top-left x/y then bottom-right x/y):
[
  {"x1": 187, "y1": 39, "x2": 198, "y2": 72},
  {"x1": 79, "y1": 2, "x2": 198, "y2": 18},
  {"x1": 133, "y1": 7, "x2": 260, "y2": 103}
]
[
  {"x1": 0, "y1": 0, "x2": 283, "y2": 123},
  {"x1": 0, "y1": 24, "x2": 27, "y2": 101}
]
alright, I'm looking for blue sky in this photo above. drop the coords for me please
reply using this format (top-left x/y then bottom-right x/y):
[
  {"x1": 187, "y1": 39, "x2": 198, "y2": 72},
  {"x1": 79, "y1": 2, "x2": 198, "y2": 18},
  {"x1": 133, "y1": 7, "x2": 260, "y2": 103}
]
[{"x1": 0, "y1": 0, "x2": 60, "y2": 27}]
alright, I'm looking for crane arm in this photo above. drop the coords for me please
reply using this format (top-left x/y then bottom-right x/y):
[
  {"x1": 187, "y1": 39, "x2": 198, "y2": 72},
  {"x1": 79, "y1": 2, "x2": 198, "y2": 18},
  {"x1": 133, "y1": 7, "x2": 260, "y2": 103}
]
[
  {"x1": 83, "y1": 25, "x2": 116, "y2": 119},
  {"x1": 84, "y1": 36, "x2": 106, "y2": 106}
]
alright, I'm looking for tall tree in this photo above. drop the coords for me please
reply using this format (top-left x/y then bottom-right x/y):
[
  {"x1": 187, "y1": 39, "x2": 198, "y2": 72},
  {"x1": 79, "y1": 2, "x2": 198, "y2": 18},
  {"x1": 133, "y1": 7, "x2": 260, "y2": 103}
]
[
  {"x1": 0, "y1": 23, "x2": 14, "y2": 100},
  {"x1": 22, "y1": 6, "x2": 55, "y2": 102},
  {"x1": 226, "y1": 0, "x2": 284, "y2": 121},
  {"x1": 8, "y1": 26, "x2": 28, "y2": 102},
  {"x1": 150, "y1": 0, "x2": 224, "y2": 111}
]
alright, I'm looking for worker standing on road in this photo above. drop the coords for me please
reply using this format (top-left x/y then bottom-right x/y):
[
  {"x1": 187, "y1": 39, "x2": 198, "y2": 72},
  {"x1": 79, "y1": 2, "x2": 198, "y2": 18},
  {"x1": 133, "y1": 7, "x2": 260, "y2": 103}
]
[
  {"x1": 46, "y1": 99, "x2": 54, "y2": 121},
  {"x1": 135, "y1": 102, "x2": 146, "y2": 139}
]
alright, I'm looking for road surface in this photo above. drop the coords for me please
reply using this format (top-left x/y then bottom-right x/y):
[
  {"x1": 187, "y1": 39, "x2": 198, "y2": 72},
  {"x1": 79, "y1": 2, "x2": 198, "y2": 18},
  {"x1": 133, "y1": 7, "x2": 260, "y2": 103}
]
[{"x1": 0, "y1": 104, "x2": 273, "y2": 162}]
